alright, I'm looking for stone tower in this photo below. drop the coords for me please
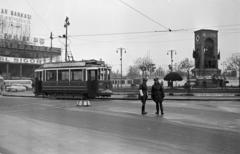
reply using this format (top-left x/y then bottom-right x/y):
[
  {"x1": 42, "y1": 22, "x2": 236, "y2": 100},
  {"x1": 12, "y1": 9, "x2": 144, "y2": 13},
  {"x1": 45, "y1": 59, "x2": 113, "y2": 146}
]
[{"x1": 192, "y1": 29, "x2": 221, "y2": 78}]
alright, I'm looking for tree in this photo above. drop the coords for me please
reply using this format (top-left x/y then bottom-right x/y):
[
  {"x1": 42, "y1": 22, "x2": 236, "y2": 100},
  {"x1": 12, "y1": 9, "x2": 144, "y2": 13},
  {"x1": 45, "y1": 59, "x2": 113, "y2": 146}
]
[
  {"x1": 226, "y1": 56, "x2": 240, "y2": 72},
  {"x1": 135, "y1": 56, "x2": 156, "y2": 78},
  {"x1": 164, "y1": 72, "x2": 183, "y2": 88},
  {"x1": 176, "y1": 58, "x2": 194, "y2": 76},
  {"x1": 110, "y1": 70, "x2": 120, "y2": 78},
  {"x1": 226, "y1": 55, "x2": 240, "y2": 87},
  {"x1": 153, "y1": 66, "x2": 165, "y2": 77},
  {"x1": 126, "y1": 65, "x2": 141, "y2": 79}
]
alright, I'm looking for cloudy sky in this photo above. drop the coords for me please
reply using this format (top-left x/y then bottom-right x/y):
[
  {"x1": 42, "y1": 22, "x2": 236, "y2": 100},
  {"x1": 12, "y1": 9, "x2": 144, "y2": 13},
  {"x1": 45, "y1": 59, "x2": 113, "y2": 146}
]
[{"x1": 1, "y1": 0, "x2": 240, "y2": 74}]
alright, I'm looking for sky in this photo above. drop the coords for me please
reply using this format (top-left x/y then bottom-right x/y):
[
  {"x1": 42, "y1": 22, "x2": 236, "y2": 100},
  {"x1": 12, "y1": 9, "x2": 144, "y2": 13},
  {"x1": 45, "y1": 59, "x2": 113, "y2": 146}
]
[{"x1": 1, "y1": 0, "x2": 240, "y2": 74}]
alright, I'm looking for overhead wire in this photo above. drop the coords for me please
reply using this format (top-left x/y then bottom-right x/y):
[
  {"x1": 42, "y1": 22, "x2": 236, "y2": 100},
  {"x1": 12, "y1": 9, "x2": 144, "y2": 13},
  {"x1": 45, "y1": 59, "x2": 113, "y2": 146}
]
[
  {"x1": 69, "y1": 30, "x2": 168, "y2": 38},
  {"x1": 24, "y1": 0, "x2": 240, "y2": 44},
  {"x1": 24, "y1": 0, "x2": 52, "y2": 33},
  {"x1": 117, "y1": 0, "x2": 171, "y2": 31}
]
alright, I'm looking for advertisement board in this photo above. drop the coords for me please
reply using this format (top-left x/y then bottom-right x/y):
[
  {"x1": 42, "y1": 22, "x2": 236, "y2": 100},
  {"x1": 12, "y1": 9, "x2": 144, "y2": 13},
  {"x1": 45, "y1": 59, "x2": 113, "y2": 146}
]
[
  {"x1": 0, "y1": 8, "x2": 31, "y2": 42},
  {"x1": 0, "y1": 55, "x2": 51, "y2": 64}
]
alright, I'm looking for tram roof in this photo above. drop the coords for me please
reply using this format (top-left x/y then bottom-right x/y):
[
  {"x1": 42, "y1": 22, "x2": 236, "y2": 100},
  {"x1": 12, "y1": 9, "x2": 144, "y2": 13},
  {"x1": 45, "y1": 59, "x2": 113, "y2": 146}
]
[{"x1": 38, "y1": 60, "x2": 110, "y2": 69}]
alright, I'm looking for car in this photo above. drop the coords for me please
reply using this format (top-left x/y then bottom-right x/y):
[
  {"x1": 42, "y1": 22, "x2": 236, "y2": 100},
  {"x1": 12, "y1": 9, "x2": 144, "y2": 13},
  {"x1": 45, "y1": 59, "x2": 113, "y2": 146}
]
[{"x1": 6, "y1": 85, "x2": 27, "y2": 92}]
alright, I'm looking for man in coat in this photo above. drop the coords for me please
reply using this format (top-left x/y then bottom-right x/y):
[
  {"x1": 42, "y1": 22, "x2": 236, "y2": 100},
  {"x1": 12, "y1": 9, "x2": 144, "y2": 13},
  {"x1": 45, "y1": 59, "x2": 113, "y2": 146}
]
[
  {"x1": 139, "y1": 78, "x2": 148, "y2": 115},
  {"x1": 151, "y1": 78, "x2": 165, "y2": 115}
]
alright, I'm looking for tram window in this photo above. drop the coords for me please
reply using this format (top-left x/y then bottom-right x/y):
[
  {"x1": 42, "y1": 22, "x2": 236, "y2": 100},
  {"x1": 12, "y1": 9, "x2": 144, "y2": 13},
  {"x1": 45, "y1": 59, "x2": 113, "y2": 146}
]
[
  {"x1": 58, "y1": 70, "x2": 69, "y2": 81},
  {"x1": 43, "y1": 71, "x2": 45, "y2": 81},
  {"x1": 107, "y1": 69, "x2": 110, "y2": 80},
  {"x1": 88, "y1": 70, "x2": 97, "y2": 81},
  {"x1": 36, "y1": 72, "x2": 42, "y2": 81},
  {"x1": 99, "y1": 68, "x2": 104, "y2": 80},
  {"x1": 103, "y1": 69, "x2": 107, "y2": 80},
  {"x1": 46, "y1": 70, "x2": 56, "y2": 81},
  {"x1": 71, "y1": 69, "x2": 84, "y2": 81}
]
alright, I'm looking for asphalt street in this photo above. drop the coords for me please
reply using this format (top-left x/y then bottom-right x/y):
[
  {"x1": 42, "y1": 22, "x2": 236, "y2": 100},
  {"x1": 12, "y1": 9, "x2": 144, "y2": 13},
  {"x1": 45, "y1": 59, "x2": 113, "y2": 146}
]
[{"x1": 0, "y1": 96, "x2": 240, "y2": 154}]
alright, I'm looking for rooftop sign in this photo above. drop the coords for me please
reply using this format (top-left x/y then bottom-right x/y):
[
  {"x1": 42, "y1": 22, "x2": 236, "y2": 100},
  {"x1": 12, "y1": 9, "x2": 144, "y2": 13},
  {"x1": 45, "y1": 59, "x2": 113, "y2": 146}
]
[
  {"x1": 0, "y1": 8, "x2": 31, "y2": 42},
  {"x1": 43, "y1": 62, "x2": 86, "y2": 68},
  {"x1": 0, "y1": 55, "x2": 51, "y2": 65}
]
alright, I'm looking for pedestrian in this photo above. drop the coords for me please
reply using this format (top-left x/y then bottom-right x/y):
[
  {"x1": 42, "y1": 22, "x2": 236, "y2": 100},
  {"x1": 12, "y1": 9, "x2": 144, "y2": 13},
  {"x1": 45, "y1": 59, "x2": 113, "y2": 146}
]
[
  {"x1": 139, "y1": 78, "x2": 148, "y2": 115},
  {"x1": 0, "y1": 75, "x2": 4, "y2": 95},
  {"x1": 151, "y1": 78, "x2": 165, "y2": 115}
]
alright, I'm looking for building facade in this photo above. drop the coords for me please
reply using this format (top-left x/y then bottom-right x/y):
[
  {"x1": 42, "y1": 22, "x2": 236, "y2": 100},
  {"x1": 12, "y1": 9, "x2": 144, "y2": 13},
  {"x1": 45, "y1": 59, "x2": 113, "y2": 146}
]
[
  {"x1": 0, "y1": 39, "x2": 61, "y2": 79},
  {"x1": 0, "y1": 8, "x2": 62, "y2": 80}
]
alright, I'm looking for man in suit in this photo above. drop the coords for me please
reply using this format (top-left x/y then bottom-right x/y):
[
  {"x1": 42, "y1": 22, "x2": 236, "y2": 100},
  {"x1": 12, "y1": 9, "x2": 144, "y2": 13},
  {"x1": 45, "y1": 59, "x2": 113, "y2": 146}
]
[{"x1": 151, "y1": 78, "x2": 165, "y2": 115}]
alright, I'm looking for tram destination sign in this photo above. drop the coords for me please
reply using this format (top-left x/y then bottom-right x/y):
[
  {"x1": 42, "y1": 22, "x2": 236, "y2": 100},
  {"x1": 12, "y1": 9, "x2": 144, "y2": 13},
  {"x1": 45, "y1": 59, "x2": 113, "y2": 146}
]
[{"x1": 43, "y1": 61, "x2": 86, "y2": 68}]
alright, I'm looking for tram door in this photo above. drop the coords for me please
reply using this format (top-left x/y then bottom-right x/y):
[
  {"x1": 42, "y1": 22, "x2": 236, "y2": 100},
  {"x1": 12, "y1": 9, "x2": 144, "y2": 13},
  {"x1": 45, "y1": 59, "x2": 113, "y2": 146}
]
[
  {"x1": 87, "y1": 69, "x2": 98, "y2": 98},
  {"x1": 35, "y1": 71, "x2": 43, "y2": 94}
]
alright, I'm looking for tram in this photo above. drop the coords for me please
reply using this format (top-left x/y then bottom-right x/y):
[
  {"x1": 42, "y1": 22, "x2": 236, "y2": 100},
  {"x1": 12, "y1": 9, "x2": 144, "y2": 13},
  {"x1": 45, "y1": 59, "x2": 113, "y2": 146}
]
[{"x1": 34, "y1": 59, "x2": 112, "y2": 98}]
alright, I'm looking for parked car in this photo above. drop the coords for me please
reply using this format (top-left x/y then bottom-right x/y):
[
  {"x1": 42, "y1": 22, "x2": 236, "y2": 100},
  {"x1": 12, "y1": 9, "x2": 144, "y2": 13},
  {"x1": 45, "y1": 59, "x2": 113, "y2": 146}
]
[{"x1": 6, "y1": 85, "x2": 27, "y2": 92}]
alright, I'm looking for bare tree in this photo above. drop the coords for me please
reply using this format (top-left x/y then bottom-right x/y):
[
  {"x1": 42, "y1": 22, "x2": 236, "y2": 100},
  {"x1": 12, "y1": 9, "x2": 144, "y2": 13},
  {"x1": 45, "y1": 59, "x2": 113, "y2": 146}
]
[
  {"x1": 226, "y1": 55, "x2": 240, "y2": 87},
  {"x1": 126, "y1": 65, "x2": 141, "y2": 79},
  {"x1": 227, "y1": 56, "x2": 240, "y2": 72},
  {"x1": 153, "y1": 66, "x2": 165, "y2": 78},
  {"x1": 135, "y1": 57, "x2": 156, "y2": 78},
  {"x1": 176, "y1": 58, "x2": 194, "y2": 76}
]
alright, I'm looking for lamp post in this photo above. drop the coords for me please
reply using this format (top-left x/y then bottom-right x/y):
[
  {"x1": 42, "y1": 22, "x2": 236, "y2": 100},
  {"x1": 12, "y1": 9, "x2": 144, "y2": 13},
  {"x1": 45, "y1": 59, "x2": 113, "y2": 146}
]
[
  {"x1": 167, "y1": 50, "x2": 176, "y2": 88},
  {"x1": 64, "y1": 17, "x2": 70, "y2": 62},
  {"x1": 50, "y1": 32, "x2": 53, "y2": 49},
  {"x1": 167, "y1": 50, "x2": 177, "y2": 72},
  {"x1": 116, "y1": 48, "x2": 126, "y2": 88}
]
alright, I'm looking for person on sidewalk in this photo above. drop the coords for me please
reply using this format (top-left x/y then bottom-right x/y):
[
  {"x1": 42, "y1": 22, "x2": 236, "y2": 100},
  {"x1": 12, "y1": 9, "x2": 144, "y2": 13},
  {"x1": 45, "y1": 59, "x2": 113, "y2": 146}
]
[
  {"x1": 151, "y1": 78, "x2": 165, "y2": 115},
  {"x1": 0, "y1": 75, "x2": 3, "y2": 95},
  {"x1": 139, "y1": 78, "x2": 148, "y2": 115}
]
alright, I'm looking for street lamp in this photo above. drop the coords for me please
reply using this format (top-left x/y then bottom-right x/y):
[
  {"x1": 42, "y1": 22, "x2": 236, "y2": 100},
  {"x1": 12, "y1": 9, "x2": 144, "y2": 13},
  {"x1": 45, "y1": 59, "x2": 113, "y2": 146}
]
[
  {"x1": 116, "y1": 48, "x2": 126, "y2": 88},
  {"x1": 167, "y1": 50, "x2": 177, "y2": 72},
  {"x1": 64, "y1": 17, "x2": 70, "y2": 62}
]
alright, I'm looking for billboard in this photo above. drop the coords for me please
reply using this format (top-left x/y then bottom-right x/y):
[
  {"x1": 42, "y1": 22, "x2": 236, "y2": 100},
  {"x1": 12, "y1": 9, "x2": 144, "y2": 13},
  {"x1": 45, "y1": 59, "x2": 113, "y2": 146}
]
[
  {"x1": 0, "y1": 8, "x2": 31, "y2": 42},
  {"x1": 0, "y1": 55, "x2": 60, "y2": 65}
]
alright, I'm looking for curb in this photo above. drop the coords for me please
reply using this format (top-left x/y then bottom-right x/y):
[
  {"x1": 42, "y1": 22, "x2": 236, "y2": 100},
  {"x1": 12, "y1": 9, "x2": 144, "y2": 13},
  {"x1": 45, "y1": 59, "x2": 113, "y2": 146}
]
[
  {"x1": 109, "y1": 97, "x2": 240, "y2": 101},
  {"x1": 2, "y1": 94, "x2": 240, "y2": 101},
  {"x1": 2, "y1": 94, "x2": 35, "y2": 98}
]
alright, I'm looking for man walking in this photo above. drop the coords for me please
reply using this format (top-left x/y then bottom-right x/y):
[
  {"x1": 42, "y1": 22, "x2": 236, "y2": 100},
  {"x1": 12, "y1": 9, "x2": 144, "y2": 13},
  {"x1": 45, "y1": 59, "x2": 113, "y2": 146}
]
[
  {"x1": 139, "y1": 78, "x2": 148, "y2": 115},
  {"x1": 151, "y1": 78, "x2": 165, "y2": 115}
]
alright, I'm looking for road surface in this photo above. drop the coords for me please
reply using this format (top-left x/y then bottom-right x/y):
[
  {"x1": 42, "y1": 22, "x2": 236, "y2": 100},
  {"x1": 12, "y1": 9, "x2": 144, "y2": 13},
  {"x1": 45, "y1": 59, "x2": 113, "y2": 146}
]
[{"x1": 0, "y1": 96, "x2": 240, "y2": 154}]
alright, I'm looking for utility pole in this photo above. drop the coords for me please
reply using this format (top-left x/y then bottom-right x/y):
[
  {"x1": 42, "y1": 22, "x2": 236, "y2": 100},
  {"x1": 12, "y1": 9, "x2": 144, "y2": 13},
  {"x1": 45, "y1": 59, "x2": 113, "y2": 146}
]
[
  {"x1": 116, "y1": 48, "x2": 126, "y2": 88},
  {"x1": 167, "y1": 50, "x2": 177, "y2": 72},
  {"x1": 50, "y1": 32, "x2": 53, "y2": 49},
  {"x1": 64, "y1": 17, "x2": 70, "y2": 62}
]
